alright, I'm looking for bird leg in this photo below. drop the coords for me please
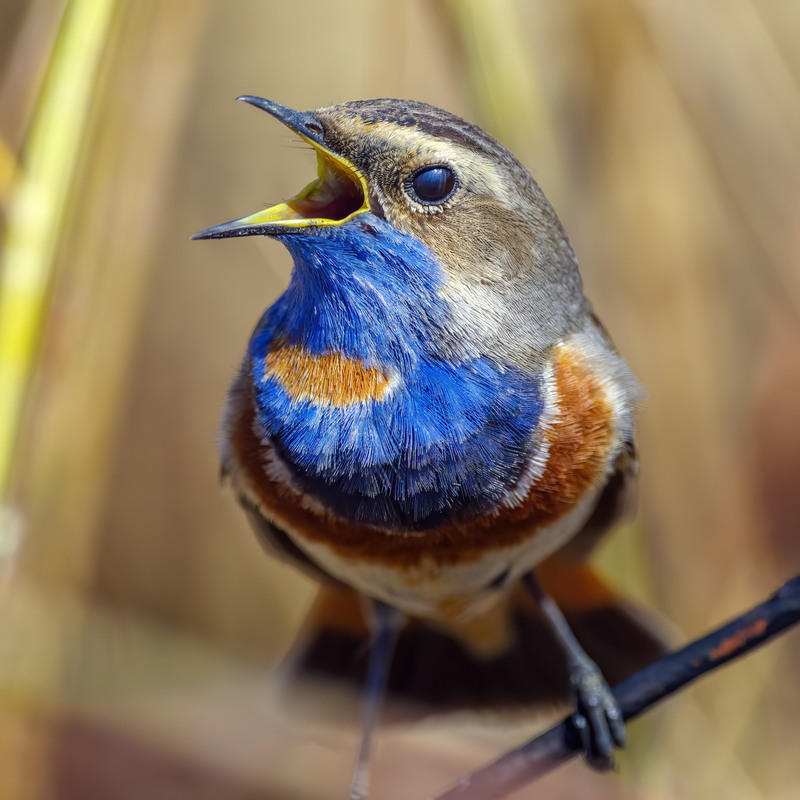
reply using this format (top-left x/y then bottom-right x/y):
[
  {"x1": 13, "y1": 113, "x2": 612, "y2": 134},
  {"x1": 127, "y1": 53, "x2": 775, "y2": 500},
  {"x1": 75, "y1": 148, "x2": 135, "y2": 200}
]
[
  {"x1": 348, "y1": 598, "x2": 404, "y2": 800},
  {"x1": 523, "y1": 571, "x2": 626, "y2": 770}
]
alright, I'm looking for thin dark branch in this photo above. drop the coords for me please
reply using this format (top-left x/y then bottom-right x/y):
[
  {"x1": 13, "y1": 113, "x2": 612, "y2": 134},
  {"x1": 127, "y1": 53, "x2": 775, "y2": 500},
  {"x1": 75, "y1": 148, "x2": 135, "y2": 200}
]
[{"x1": 433, "y1": 575, "x2": 800, "y2": 800}]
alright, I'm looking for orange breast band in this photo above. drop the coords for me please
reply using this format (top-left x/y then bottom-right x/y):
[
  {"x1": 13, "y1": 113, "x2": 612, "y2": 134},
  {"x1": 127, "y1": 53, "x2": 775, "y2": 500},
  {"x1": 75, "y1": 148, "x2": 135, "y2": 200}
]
[{"x1": 265, "y1": 345, "x2": 391, "y2": 406}]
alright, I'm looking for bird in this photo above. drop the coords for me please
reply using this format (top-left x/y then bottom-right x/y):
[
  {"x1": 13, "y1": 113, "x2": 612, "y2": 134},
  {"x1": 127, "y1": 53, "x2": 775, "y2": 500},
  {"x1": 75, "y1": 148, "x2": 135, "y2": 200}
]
[{"x1": 193, "y1": 96, "x2": 665, "y2": 799}]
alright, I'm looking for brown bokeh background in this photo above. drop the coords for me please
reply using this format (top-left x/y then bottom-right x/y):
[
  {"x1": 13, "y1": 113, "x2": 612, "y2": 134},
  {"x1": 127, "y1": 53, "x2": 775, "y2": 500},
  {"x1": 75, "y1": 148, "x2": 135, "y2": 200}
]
[{"x1": 2, "y1": 1, "x2": 800, "y2": 798}]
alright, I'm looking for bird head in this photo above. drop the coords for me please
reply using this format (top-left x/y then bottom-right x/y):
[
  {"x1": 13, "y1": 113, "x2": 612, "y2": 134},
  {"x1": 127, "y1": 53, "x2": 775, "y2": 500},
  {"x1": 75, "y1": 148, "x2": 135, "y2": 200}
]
[{"x1": 193, "y1": 97, "x2": 589, "y2": 366}]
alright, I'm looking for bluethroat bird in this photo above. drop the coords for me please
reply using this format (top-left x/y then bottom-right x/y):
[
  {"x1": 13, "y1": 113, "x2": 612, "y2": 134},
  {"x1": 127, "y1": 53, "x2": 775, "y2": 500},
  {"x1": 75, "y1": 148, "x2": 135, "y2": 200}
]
[{"x1": 194, "y1": 97, "x2": 665, "y2": 798}]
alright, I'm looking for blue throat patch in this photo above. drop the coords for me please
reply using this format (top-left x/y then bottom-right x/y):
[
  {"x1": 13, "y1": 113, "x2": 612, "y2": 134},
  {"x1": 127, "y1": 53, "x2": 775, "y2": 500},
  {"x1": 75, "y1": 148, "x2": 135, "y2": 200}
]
[{"x1": 248, "y1": 214, "x2": 544, "y2": 530}]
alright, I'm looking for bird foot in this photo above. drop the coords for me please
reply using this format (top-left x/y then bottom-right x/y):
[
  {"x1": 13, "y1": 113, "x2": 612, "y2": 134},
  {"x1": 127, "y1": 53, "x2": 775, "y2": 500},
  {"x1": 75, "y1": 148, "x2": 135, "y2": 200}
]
[{"x1": 567, "y1": 657, "x2": 626, "y2": 771}]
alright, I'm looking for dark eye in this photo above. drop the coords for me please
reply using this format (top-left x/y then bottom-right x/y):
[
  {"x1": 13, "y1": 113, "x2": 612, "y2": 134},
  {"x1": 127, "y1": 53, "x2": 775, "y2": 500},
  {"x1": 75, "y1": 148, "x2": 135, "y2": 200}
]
[{"x1": 406, "y1": 165, "x2": 457, "y2": 205}]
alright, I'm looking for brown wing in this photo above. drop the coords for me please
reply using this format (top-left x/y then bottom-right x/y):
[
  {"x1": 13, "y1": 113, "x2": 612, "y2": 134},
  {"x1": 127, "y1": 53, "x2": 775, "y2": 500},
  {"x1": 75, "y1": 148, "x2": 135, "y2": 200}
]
[{"x1": 234, "y1": 491, "x2": 337, "y2": 584}]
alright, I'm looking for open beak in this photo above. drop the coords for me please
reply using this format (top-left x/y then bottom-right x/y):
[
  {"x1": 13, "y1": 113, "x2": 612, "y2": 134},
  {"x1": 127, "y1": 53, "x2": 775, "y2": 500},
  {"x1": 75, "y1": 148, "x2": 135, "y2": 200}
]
[{"x1": 192, "y1": 96, "x2": 369, "y2": 240}]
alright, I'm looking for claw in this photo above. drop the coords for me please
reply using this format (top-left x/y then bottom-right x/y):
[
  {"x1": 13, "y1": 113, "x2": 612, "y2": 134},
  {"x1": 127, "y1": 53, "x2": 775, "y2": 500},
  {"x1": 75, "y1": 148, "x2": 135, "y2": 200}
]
[
  {"x1": 569, "y1": 712, "x2": 593, "y2": 760},
  {"x1": 606, "y1": 702, "x2": 627, "y2": 749}
]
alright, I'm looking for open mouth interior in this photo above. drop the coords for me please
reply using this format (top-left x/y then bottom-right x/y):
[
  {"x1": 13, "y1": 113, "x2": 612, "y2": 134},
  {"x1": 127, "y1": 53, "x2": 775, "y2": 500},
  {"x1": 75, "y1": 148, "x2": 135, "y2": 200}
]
[{"x1": 284, "y1": 150, "x2": 366, "y2": 223}]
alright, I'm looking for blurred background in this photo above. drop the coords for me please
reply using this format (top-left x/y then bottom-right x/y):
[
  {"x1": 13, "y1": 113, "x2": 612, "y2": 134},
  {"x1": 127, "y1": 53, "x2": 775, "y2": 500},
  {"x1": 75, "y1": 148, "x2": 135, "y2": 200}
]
[{"x1": 1, "y1": 1, "x2": 799, "y2": 798}]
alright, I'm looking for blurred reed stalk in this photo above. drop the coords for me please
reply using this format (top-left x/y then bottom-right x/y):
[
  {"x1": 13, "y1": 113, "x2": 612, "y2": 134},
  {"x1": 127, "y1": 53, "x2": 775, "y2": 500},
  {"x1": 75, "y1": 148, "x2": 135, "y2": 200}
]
[
  {"x1": 0, "y1": 3, "x2": 114, "y2": 797},
  {"x1": 0, "y1": 1, "x2": 207, "y2": 797},
  {"x1": 0, "y1": 0, "x2": 113, "y2": 553}
]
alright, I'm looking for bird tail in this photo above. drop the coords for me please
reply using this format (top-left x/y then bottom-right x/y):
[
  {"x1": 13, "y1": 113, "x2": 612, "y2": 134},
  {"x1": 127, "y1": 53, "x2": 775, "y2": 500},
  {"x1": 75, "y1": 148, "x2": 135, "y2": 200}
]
[{"x1": 279, "y1": 557, "x2": 668, "y2": 719}]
